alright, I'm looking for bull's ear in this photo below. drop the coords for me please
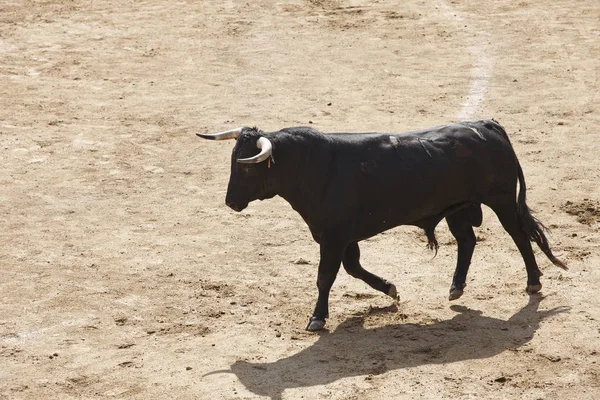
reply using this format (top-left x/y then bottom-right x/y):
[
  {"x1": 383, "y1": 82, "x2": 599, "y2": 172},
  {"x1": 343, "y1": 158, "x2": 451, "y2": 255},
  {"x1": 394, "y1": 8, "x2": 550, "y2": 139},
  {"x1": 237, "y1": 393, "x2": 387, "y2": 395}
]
[
  {"x1": 237, "y1": 137, "x2": 273, "y2": 164},
  {"x1": 196, "y1": 127, "x2": 243, "y2": 140}
]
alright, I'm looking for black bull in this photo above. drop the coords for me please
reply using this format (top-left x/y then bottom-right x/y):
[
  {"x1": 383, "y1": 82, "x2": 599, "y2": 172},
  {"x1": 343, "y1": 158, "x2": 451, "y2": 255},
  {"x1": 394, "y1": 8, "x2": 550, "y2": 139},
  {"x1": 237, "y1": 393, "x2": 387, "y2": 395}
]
[{"x1": 197, "y1": 119, "x2": 566, "y2": 331}]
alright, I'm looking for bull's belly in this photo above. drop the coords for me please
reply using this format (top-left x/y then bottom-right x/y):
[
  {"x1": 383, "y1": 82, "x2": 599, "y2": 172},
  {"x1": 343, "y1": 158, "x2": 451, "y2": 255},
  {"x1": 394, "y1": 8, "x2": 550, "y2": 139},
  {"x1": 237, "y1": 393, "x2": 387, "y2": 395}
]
[
  {"x1": 351, "y1": 213, "x2": 420, "y2": 241},
  {"x1": 350, "y1": 197, "x2": 470, "y2": 241}
]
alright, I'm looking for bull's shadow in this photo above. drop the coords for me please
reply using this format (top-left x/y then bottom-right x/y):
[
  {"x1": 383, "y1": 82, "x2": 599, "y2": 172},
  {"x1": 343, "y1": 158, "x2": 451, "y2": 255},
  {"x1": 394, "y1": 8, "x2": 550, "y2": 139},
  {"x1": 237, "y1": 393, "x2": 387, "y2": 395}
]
[{"x1": 218, "y1": 295, "x2": 566, "y2": 399}]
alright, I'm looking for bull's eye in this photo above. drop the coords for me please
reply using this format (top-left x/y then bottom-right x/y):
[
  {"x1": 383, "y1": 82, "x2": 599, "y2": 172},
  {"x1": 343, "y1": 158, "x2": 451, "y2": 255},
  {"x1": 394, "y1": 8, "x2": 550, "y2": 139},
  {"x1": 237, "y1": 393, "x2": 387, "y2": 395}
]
[{"x1": 240, "y1": 164, "x2": 258, "y2": 176}]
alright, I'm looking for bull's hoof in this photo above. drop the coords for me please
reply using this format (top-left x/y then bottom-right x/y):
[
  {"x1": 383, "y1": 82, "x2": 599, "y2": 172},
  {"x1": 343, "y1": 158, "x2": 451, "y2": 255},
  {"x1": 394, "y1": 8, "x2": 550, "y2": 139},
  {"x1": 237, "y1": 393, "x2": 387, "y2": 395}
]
[
  {"x1": 526, "y1": 284, "x2": 542, "y2": 294},
  {"x1": 449, "y1": 283, "x2": 466, "y2": 301},
  {"x1": 387, "y1": 284, "x2": 399, "y2": 300},
  {"x1": 306, "y1": 318, "x2": 326, "y2": 331},
  {"x1": 449, "y1": 288, "x2": 464, "y2": 301}
]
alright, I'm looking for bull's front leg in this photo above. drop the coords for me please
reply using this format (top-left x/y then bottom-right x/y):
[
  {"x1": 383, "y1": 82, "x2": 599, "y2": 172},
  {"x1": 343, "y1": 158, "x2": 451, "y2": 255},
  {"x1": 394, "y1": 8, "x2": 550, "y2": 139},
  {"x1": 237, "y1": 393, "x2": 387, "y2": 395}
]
[
  {"x1": 342, "y1": 242, "x2": 398, "y2": 299},
  {"x1": 306, "y1": 241, "x2": 345, "y2": 331}
]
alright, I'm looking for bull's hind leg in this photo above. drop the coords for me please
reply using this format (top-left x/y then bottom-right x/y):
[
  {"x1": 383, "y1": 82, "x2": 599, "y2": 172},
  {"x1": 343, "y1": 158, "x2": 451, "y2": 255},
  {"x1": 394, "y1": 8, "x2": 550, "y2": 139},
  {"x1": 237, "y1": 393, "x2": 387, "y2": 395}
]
[
  {"x1": 446, "y1": 207, "x2": 479, "y2": 300},
  {"x1": 488, "y1": 200, "x2": 543, "y2": 293},
  {"x1": 342, "y1": 242, "x2": 398, "y2": 299}
]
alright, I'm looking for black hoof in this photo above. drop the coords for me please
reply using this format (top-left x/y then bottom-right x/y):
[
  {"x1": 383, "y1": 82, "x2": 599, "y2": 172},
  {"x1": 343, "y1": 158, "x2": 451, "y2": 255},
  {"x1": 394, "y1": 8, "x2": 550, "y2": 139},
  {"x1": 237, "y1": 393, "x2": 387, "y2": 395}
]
[
  {"x1": 526, "y1": 283, "x2": 542, "y2": 294},
  {"x1": 449, "y1": 283, "x2": 466, "y2": 301},
  {"x1": 306, "y1": 318, "x2": 326, "y2": 331},
  {"x1": 449, "y1": 289, "x2": 464, "y2": 301}
]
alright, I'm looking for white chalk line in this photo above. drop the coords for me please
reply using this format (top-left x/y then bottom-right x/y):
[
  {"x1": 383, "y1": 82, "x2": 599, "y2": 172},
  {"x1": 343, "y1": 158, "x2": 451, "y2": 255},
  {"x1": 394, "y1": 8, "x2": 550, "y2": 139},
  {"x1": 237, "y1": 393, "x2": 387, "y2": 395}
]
[{"x1": 436, "y1": 1, "x2": 495, "y2": 121}]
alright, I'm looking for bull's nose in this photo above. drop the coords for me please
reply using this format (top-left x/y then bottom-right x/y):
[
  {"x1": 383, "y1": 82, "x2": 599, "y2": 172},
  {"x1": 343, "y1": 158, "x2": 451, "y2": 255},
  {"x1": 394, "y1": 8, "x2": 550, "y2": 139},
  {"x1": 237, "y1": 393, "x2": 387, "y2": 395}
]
[{"x1": 226, "y1": 201, "x2": 242, "y2": 212}]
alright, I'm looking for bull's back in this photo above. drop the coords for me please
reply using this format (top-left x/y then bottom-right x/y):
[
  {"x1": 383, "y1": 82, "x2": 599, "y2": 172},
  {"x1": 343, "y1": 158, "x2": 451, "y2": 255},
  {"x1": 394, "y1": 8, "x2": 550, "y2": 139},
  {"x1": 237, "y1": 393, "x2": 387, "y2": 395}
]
[{"x1": 327, "y1": 120, "x2": 518, "y2": 231}]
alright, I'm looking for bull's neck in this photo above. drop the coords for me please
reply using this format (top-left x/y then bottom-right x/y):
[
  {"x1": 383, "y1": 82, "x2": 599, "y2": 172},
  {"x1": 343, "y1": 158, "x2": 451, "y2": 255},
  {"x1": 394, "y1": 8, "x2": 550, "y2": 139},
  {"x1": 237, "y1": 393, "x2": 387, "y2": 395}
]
[
  {"x1": 278, "y1": 176, "x2": 323, "y2": 227},
  {"x1": 273, "y1": 136, "x2": 331, "y2": 230}
]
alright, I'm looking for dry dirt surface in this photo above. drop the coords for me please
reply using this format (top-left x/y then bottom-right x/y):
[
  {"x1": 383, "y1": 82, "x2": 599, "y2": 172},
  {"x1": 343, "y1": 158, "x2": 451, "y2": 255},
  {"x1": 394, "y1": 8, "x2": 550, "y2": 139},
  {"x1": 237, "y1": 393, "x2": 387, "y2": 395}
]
[{"x1": 1, "y1": 0, "x2": 599, "y2": 399}]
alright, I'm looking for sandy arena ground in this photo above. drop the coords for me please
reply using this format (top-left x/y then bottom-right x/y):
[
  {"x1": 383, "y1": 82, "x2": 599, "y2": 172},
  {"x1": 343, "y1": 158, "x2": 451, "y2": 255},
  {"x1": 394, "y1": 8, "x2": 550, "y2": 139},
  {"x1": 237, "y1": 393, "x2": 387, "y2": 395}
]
[{"x1": 1, "y1": 0, "x2": 600, "y2": 399}]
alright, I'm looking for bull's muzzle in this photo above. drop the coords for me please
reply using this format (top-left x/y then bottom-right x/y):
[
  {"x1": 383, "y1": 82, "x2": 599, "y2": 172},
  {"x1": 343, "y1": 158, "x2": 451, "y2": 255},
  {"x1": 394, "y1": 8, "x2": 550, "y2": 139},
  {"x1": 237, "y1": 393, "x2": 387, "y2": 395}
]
[
  {"x1": 225, "y1": 199, "x2": 248, "y2": 212},
  {"x1": 226, "y1": 201, "x2": 246, "y2": 212}
]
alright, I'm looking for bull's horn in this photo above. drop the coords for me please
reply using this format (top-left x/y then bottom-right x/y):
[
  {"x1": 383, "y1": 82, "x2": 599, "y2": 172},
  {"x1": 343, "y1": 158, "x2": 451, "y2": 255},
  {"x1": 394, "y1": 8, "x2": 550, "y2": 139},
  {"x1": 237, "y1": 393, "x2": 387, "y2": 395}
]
[
  {"x1": 196, "y1": 127, "x2": 243, "y2": 140},
  {"x1": 237, "y1": 137, "x2": 272, "y2": 164}
]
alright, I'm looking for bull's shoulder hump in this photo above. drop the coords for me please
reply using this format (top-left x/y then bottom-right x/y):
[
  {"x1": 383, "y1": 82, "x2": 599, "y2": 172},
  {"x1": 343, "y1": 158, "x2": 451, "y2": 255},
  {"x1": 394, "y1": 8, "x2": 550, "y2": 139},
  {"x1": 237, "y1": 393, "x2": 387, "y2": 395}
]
[{"x1": 325, "y1": 132, "x2": 392, "y2": 144}]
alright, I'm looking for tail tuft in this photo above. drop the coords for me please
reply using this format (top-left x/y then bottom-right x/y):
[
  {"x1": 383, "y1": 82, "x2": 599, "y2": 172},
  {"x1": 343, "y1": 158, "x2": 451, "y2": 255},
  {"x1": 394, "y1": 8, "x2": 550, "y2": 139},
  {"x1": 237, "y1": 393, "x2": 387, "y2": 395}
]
[
  {"x1": 518, "y1": 204, "x2": 568, "y2": 270},
  {"x1": 516, "y1": 163, "x2": 568, "y2": 270}
]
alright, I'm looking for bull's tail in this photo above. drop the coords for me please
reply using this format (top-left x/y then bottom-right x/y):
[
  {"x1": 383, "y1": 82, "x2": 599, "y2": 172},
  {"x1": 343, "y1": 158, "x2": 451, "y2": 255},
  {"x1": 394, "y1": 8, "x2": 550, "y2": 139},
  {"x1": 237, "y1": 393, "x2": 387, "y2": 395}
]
[{"x1": 516, "y1": 160, "x2": 568, "y2": 270}]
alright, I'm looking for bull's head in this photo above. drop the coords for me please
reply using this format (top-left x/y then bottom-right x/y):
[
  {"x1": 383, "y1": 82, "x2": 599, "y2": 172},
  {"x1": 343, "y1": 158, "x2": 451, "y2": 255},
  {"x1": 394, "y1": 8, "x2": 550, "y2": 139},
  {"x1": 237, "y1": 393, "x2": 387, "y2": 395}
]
[{"x1": 197, "y1": 127, "x2": 276, "y2": 212}]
